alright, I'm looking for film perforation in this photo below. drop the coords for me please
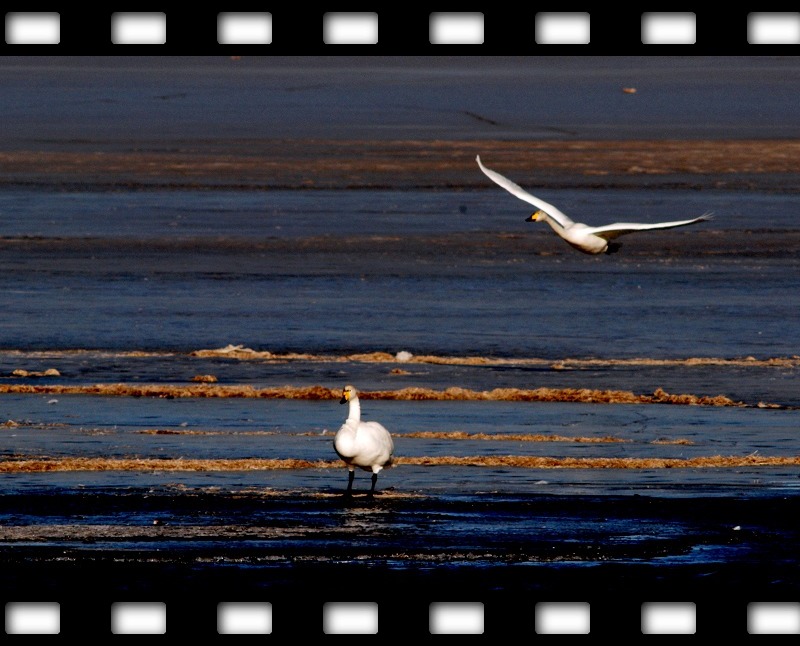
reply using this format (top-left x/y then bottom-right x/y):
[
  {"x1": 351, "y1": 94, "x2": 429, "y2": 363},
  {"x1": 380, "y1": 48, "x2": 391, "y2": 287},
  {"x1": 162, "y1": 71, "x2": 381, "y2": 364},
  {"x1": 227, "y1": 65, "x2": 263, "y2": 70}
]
[
  {"x1": 7, "y1": 600, "x2": 800, "y2": 635},
  {"x1": 3, "y1": 11, "x2": 800, "y2": 51}
]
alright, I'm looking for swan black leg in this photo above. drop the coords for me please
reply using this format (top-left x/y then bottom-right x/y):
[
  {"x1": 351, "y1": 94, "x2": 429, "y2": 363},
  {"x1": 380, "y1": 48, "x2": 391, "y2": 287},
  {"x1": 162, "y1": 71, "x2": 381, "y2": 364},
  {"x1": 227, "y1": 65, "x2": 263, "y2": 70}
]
[
  {"x1": 345, "y1": 470, "x2": 355, "y2": 496},
  {"x1": 369, "y1": 473, "x2": 378, "y2": 497}
]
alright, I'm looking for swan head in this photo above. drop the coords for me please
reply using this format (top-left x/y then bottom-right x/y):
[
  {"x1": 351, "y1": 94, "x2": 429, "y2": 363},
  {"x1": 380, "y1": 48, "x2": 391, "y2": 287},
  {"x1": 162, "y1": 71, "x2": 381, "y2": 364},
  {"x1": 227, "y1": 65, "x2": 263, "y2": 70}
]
[
  {"x1": 340, "y1": 384, "x2": 357, "y2": 405},
  {"x1": 526, "y1": 210, "x2": 545, "y2": 222}
]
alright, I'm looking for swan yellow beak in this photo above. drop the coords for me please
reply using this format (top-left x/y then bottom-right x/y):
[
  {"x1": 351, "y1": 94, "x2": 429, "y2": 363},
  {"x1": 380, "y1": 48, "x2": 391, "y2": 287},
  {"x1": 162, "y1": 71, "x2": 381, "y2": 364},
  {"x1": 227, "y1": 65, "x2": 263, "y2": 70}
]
[
  {"x1": 526, "y1": 210, "x2": 544, "y2": 222},
  {"x1": 340, "y1": 388, "x2": 350, "y2": 404}
]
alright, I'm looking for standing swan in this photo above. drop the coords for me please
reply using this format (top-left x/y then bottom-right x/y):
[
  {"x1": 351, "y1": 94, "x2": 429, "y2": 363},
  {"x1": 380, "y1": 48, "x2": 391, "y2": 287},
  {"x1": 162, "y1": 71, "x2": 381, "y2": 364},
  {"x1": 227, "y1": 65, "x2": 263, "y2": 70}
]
[{"x1": 334, "y1": 385, "x2": 394, "y2": 497}]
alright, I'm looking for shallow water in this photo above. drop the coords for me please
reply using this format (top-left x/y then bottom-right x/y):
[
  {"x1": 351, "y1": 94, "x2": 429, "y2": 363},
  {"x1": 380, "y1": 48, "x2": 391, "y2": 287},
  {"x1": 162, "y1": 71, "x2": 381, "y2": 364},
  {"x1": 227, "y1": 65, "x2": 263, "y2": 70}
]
[
  {"x1": 1, "y1": 393, "x2": 799, "y2": 498},
  {"x1": 0, "y1": 187, "x2": 797, "y2": 358}
]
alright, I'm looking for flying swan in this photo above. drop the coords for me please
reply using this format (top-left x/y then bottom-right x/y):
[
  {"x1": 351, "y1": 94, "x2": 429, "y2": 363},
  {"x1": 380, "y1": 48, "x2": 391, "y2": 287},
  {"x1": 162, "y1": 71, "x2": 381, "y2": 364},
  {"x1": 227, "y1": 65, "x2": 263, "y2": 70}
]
[
  {"x1": 476, "y1": 155, "x2": 713, "y2": 254},
  {"x1": 334, "y1": 385, "x2": 395, "y2": 497}
]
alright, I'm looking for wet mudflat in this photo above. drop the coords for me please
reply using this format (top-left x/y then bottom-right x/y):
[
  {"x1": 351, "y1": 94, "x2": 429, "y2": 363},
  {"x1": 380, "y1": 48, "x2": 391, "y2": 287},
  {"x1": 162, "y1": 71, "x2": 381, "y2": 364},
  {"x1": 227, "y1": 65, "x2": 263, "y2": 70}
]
[{"x1": 2, "y1": 488, "x2": 800, "y2": 610}]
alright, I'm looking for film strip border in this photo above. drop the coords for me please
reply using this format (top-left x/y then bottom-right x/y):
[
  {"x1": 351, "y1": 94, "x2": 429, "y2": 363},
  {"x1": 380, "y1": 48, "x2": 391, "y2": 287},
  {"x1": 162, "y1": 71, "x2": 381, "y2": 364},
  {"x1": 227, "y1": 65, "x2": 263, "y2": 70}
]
[
  {"x1": 6, "y1": 600, "x2": 800, "y2": 636},
  {"x1": 2, "y1": 11, "x2": 800, "y2": 53},
  {"x1": 1, "y1": 19, "x2": 798, "y2": 638}
]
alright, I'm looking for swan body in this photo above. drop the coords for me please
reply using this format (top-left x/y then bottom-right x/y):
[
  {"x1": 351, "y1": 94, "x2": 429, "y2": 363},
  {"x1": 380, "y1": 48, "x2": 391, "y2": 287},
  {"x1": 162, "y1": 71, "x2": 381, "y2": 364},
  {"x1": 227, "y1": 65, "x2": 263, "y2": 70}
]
[
  {"x1": 476, "y1": 155, "x2": 713, "y2": 254},
  {"x1": 334, "y1": 384, "x2": 394, "y2": 496}
]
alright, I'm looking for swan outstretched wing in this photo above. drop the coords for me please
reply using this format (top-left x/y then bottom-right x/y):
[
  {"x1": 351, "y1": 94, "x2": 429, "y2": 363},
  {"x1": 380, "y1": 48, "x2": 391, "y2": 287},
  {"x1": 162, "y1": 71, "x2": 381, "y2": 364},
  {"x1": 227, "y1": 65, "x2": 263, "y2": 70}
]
[
  {"x1": 586, "y1": 213, "x2": 714, "y2": 241},
  {"x1": 476, "y1": 155, "x2": 575, "y2": 227}
]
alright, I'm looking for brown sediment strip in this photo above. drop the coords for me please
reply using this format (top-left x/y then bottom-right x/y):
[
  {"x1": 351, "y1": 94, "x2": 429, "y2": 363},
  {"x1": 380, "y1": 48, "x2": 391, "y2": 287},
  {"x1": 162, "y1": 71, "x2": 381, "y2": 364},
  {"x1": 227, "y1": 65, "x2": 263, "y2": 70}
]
[
  {"x1": 397, "y1": 455, "x2": 800, "y2": 469},
  {"x1": 189, "y1": 345, "x2": 800, "y2": 369},
  {"x1": 135, "y1": 429, "x2": 280, "y2": 436},
  {"x1": 80, "y1": 429, "x2": 692, "y2": 445},
  {"x1": 130, "y1": 429, "x2": 626, "y2": 442},
  {"x1": 0, "y1": 383, "x2": 336, "y2": 400},
  {"x1": 0, "y1": 350, "x2": 175, "y2": 359},
  {"x1": 2, "y1": 139, "x2": 800, "y2": 189},
  {"x1": 1, "y1": 455, "x2": 798, "y2": 473},
  {"x1": 549, "y1": 356, "x2": 800, "y2": 369},
  {"x1": 0, "y1": 457, "x2": 330, "y2": 473},
  {"x1": 189, "y1": 346, "x2": 399, "y2": 362},
  {"x1": 427, "y1": 433, "x2": 694, "y2": 446},
  {"x1": 0, "y1": 383, "x2": 749, "y2": 407},
  {"x1": 371, "y1": 386, "x2": 745, "y2": 407},
  {"x1": 0, "y1": 524, "x2": 348, "y2": 540},
  {"x1": 4, "y1": 347, "x2": 798, "y2": 370},
  {"x1": 405, "y1": 432, "x2": 627, "y2": 443},
  {"x1": 395, "y1": 455, "x2": 800, "y2": 469}
]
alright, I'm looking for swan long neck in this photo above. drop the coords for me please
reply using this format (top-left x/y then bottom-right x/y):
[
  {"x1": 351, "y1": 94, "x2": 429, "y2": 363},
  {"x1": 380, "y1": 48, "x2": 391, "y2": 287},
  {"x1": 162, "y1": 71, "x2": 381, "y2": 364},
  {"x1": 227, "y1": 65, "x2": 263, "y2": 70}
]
[
  {"x1": 347, "y1": 396, "x2": 361, "y2": 425},
  {"x1": 538, "y1": 211, "x2": 565, "y2": 233}
]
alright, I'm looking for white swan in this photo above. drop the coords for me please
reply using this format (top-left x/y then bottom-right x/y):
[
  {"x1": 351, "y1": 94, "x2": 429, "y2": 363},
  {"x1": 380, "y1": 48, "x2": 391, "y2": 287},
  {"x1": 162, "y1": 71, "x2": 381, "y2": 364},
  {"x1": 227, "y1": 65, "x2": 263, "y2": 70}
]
[
  {"x1": 476, "y1": 155, "x2": 713, "y2": 255},
  {"x1": 334, "y1": 385, "x2": 394, "y2": 497}
]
